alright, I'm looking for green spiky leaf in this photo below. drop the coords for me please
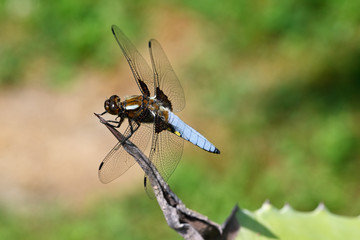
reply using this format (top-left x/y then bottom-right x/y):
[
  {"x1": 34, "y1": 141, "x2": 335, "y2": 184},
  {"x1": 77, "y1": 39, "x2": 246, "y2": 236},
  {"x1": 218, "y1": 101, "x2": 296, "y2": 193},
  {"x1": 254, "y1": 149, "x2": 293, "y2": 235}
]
[{"x1": 236, "y1": 202, "x2": 360, "y2": 240}]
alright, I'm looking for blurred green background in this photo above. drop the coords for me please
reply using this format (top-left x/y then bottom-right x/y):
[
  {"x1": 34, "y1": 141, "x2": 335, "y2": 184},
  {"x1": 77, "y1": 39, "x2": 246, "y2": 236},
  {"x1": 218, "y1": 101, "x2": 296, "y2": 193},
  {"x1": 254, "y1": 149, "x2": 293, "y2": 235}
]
[{"x1": 1, "y1": 0, "x2": 359, "y2": 239}]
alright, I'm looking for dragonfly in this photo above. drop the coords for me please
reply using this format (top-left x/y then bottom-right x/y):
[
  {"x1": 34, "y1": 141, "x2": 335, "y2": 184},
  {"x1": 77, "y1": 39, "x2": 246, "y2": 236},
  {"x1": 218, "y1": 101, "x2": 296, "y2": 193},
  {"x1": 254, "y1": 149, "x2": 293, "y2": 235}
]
[{"x1": 98, "y1": 25, "x2": 220, "y2": 194}]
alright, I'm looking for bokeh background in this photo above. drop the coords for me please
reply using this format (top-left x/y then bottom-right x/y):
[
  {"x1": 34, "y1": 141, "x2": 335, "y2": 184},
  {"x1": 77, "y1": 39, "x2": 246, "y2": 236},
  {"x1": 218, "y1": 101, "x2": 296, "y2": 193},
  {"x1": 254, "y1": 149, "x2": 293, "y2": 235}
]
[{"x1": 1, "y1": 0, "x2": 359, "y2": 239}]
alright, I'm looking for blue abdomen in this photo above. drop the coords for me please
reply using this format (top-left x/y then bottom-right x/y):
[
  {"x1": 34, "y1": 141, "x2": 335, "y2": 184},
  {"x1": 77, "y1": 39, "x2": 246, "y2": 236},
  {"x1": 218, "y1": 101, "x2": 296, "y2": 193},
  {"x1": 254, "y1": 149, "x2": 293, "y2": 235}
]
[{"x1": 167, "y1": 112, "x2": 220, "y2": 154}]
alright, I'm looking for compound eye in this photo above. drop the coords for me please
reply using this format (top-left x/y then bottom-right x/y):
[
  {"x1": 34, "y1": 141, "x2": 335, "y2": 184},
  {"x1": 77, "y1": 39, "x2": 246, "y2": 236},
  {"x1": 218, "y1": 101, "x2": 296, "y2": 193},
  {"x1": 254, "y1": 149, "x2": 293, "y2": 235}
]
[
  {"x1": 110, "y1": 95, "x2": 121, "y2": 103},
  {"x1": 110, "y1": 103, "x2": 117, "y2": 111},
  {"x1": 104, "y1": 99, "x2": 110, "y2": 112},
  {"x1": 105, "y1": 95, "x2": 120, "y2": 115}
]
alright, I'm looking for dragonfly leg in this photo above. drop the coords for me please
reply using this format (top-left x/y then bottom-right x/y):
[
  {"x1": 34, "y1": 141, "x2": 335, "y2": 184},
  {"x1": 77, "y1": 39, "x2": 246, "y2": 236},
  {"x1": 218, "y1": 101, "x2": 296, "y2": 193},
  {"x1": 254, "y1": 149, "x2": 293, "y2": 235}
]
[
  {"x1": 122, "y1": 107, "x2": 144, "y2": 140},
  {"x1": 105, "y1": 117, "x2": 124, "y2": 128},
  {"x1": 122, "y1": 119, "x2": 141, "y2": 143}
]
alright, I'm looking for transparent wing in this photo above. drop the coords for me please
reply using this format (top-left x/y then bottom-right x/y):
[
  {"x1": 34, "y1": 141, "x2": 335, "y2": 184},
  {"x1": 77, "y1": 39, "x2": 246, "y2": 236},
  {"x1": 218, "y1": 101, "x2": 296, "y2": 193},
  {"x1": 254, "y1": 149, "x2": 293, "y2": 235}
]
[
  {"x1": 98, "y1": 122, "x2": 153, "y2": 184},
  {"x1": 145, "y1": 128, "x2": 184, "y2": 196},
  {"x1": 112, "y1": 25, "x2": 154, "y2": 96},
  {"x1": 149, "y1": 39, "x2": 185, "y2": 112}
]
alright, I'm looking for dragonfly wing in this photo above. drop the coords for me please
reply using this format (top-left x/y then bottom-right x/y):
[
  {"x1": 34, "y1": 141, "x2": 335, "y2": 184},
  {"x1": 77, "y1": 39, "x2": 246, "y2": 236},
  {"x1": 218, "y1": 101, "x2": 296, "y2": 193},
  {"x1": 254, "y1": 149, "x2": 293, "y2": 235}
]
[
  {"x1": 112, "y1": 25, "x2": 154, "y2": 96},
  {"x1": 149, "y1": 39, "x2": 185, "y2": 112},
  {"x1": 145, "y1": 122, "x2": 184, "y2": 196},
  {"x1": 98, "y1": 122, "x2": 153, "y2": 184}
]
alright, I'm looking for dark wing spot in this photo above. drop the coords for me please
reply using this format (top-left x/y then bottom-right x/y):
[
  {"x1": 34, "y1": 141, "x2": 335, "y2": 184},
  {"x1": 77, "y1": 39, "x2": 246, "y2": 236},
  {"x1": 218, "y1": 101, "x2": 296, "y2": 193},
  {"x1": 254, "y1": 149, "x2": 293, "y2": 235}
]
[
  {"x1": 139, "y1": 80, "x2": 150, "y2": 96},
  {"x1": 99, "y1": 161, "x2": 104, "y2": 170},
  {"x1": 156, "y1": 87, "x2": 172, "y2": 111},
  {"x1": 154, "y1": 115, "x2": 169, "y2": 133},
  {"x1": 144, "y1": 176, "x2": 147, "y2": 187},
  {"x1": 111, "y1": 26, "x2": 116, "y2": 36}
]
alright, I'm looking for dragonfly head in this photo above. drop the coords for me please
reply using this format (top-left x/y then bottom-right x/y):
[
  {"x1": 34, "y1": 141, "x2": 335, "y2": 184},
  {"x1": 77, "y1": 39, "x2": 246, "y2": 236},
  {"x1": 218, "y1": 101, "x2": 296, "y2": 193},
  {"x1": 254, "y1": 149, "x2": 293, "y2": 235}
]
[{"x1": 104, "y1": 95, "x2": 121, "y2": 115}]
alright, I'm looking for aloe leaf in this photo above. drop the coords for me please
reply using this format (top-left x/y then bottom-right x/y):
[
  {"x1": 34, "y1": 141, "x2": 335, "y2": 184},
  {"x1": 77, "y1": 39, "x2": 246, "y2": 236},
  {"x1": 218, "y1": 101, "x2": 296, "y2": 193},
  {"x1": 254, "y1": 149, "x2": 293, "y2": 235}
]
[{"x1": 237, "y1": 202, "x2": 360, "y2": 240}]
